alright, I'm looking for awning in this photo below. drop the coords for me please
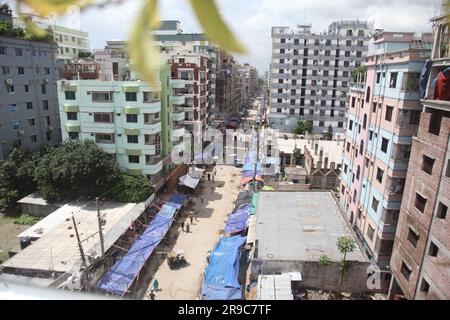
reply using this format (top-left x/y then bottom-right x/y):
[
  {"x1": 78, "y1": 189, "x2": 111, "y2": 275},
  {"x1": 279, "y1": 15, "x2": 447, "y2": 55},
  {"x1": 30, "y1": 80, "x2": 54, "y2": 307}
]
[
  {"x1": 65, "y1": 124, "x2": 80, "y2": 133},
  {"x1": 179, "y1": 174, "x2": 200, "y2": 189},
  {"x1": 224, "y1": 205, "x2": 251, "y2": 234},
  {"x1": 96, "y1": 193, "x2": 187, "y2": 295},
  {"x1": 201, "y1": 235, "x2": 247, "y2": 300},
  {"x1": 63, "y1": 104, "x2": 79, "y2": 112}
]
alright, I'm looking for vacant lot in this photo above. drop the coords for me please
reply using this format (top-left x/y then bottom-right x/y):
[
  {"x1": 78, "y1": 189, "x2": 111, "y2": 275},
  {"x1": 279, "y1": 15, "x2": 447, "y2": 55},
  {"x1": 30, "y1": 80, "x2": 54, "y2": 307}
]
[{"x1": 0, "y1": 213, "x2": 30, "y2": 263}]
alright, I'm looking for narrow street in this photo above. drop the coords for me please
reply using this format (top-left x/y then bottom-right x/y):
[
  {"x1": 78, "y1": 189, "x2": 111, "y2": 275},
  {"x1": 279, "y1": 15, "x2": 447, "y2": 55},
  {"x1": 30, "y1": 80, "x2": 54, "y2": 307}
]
[{"x1": 144, "y1": 165, "x2": 242, "y2": 300}]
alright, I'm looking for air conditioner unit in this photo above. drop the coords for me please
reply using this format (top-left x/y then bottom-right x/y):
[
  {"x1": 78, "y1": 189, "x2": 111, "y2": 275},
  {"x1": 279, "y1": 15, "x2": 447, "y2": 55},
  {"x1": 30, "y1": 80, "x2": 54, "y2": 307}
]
[
  {"x1": 18, "y1": 130, "x2": 25, "y2": 135},
  {"x1": 5, "y1": 79, "x2": 13, "y2": 85}
]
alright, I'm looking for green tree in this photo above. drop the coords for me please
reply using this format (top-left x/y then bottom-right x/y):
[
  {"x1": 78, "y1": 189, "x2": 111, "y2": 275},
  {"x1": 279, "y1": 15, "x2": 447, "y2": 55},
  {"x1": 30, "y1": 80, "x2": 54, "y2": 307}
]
[
  {"x1": 0, "y1": 145, "x2": 44, "y2": 209},
  {"x1": 34, "y1": 140, "x2": 120, "y2": 202},
  {"x1": 111, "y1": 174, "x2": 154, "y2": 203},
  {"x1": 325, "y1": 125, "x2": 333, "y2": 140},
  {"x1": 351, "y1": 65, "x2": 368, "y2": 82},
  {"x1": 292, "y1": 147, "x2": 301, "y2": 165},
  {"x1": 337, "y1": 236, "x2": 357, "y2": 293}
]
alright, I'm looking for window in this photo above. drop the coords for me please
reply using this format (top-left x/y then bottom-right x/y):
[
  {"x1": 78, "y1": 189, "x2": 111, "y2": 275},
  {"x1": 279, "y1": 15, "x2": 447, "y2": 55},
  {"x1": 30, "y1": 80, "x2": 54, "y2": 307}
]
[
  {"x1": 127, "y1": 135, "x2": 139, "y2": 144},
  {"x1": 344, "y1": 164, "x2": 348, "y2": 174},
  {"x1": 363, "y1": 114, "x2": 367, "y2": 129},
  {"x1": 372, "y1": 197, "x2": 379, "y2": 212},
  {"x1": 46, "y1": 131, "x2": 51, "y2": 141},
  {"x1": 125, "y1": 92, "x2": 137, "y2": 101},
  {"x1": 41, "y1": 84, "x2": 47, "y2": 94},
  {"x1": 319, "y1": 121, "x2": 324, "y2": 127},
  {"x1": 18, "y1": 67, "x2": 24, "y2": 75},
  {"x1": 24, "y1": 84, "x2": 30, "y2": 92},
  {"x1": 381, "y1": 137, "x2": 389, "y2": 153},
  {"x1": 389, "y1": 72, "x2": 398, "y2": 88},
  {"x1": 428, "y1": 110, "x2": 442, "y2": 136},
  {"x1": 126, "y1": 114, "x2": 138, "y2": 123},
  {"x1": 446, "y1": 159, "x2": 450, "y2": 177},
  {"x1": 44, "y1": 116, "x2": 51, "y2": 126},
  {"x1": 415, "y1": 193, "x2": 427, "y2": 213},
  {"x1": 407, "y1": 227, "x2": 420, "y2": 247},
  {"x1": 6, "y1": 85, "x2": 14, "y2": 94},
  {"x1": 290, "y1": 99, "x2": 295, "y2": 106},
  {"x1": 30, "y1": 135, "x2": 37, "y2": 143},
  {"x1": 0, "y1": 47, "x2": 5, "y2": 55},
  {"x1": 3, "y1": 66, "x2": 11, "y2": 74},
  {"x1": 356, "y1": 165, "x2": 361, "y2": 180},
  {"x1": 376, "y1": 167, "x2": 384, "y2": 183},
  {"x1": 65, "y1": 91, "x2": 76, "y2": 100},
  {"x1": 128, "y1": 155, "x2": 140, "y2": 163},
  {"x1": 367, "y1": 225, "x2": 375, "y2": 241},
  {"x1": 67, "y1": 112, "x2": 77, "y2": 120},
  {"x1": 36, "y1": 67, "x2": 39, "y2": 74},
  {"x1": 15, "y1": 48, "x2": 23, "y2": 56},
  {"x1": 349, "y1": 120, "x2": 353, "y2": 130},
  {"x1": 365, "y1": 86, "x2": 371, "y2": 103},
  {"x1": 93, "y1": 113, "x2": 113, "y2": 123},
  {"x1": 437, "y1": 202, "x2": 447, "y2": 219},
  {"x1": 346, "y1": 142, "x2": 350, "y2": 152},
  {"x1": 400, "y1": 261, "x2": 412, "y2": 281},
  {"x1": 69, "y1": 132, "x2": 79, "y2": 140},
  {"x1": 28, "y1": 119, "x2": 35, "y2": 126},
  {"x1": 422, "y1": 155, "x2": 434, "y2": 175},
  {"x1": 92, "y1": 91, "x2": 113, "y2": 102},
  {"x1": 372, "y1": 102, "x2": 377, "y2": 113},
  {"x1": 376, "y1": 72, "x2": 381, "y2": 84},
  {"x1": 385, "y1": 106, "x2": 393, "y2": 121},
  {"x1": 429, "y1": 242, "x2": 439, "y2": 257},
  {"x1": 95, "y1": 133, "x2": 114, "y2": 144},
  {"x1": 338, "y1": 122, "x2": 343, "y2": 128},
  {"x1": 280, "y1": 38, "x2": 285, "y2": 43},
  {"x1": 43, "y1": 100, "x2": 49, "y2": 110},
  {"x1": 420, "y1": 279, "x2": 430, "y2": 294},
  {"x1": 26, "y1": 102, "x2": 33, "y2": 110},
  {"x1": 351, "y1": 97, "x2": 356, "y2": 108}
]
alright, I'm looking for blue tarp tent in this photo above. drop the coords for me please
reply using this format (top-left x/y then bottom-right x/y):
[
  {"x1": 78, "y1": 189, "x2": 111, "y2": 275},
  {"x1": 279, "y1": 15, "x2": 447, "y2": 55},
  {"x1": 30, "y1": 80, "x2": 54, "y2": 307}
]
[
  {"x1": 201, "y1": 235, "x2": 247, "y2": 300},
  {"x1": 96, "y1": 193, "x2": 187, "y2": 295},
  {"x1": 224, "y1": 205, "x2": 251, "y2": 234}
]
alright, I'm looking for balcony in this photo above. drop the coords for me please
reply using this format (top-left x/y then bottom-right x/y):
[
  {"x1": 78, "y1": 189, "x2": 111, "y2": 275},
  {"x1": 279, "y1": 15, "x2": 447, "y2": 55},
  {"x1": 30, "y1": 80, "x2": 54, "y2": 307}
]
[
  {"x1": 172, "y1": 126, "x2": 185, "y2": 138},
  {"x1": 390, "y1": 144, "x2": 411, "y2": 163},
  {"x1": 386, "y1": 178, "x2": 405, "y2": 201},
  {"x1": 172, "y1": 110, "x2": 185, "y2": 122},
  {"x1": 171, "y1": 79, "x2": 186, "y2": 89},
  {"x1": 171, "y1": 95, "x2": 186, "y2": 105}
]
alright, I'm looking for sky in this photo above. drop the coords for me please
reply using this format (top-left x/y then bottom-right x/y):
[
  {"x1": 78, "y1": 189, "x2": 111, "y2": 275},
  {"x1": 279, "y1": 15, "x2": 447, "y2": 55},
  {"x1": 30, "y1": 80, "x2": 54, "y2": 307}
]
[{"x1": 8, "y1": 0, "x2": 441, "y2": 74}]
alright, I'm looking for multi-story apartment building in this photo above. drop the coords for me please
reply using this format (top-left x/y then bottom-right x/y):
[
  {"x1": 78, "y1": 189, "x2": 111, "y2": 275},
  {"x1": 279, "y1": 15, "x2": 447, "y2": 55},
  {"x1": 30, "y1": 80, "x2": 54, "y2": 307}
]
[
  {"x1": 153, "y1": 20, "x2": 217, "y2": 122},
  {"x1": 13, "y1": 13, "x2": 90, "y2": 61},
  {"x1": 389, "y1": 7, "x2": 450, "y2": 300},
  {"x1": 269, "y1": 20, "x2": 371, "y2": 133},
  {"x1": 0, "y1": 10, "x2": 62, "y2": 160},
  {"x1": 215, "y1": 49, "x2": 236, "y2": 120},
  {"x1": 340, "y1": 30, "x2": 431, "y2": 291},
  {"x1": 236, "y1": 63, "x2": 258, "y2": 108},
  {"x1": 165, "y1": 53, "x2": 211, "y2": 133},
  {"x1": 58, "y1": 48, "x2": 185, "y2": 191}
]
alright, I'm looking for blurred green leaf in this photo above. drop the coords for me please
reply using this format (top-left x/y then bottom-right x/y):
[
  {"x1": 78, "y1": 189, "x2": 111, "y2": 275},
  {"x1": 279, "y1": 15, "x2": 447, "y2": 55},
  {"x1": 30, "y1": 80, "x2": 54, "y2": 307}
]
[
  {"x1": 20, "y1": 0, "x2": 91, "y2": 15},
  {"x1": 129, "y1": 0, "x2": 161, "y2": 86},
  {"x1": 189, "y1": 0, "x2": 246, "y2": 53}
]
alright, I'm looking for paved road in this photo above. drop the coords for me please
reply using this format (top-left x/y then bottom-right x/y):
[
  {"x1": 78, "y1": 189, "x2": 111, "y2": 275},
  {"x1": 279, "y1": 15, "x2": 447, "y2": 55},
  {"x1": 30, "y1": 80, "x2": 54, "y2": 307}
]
[{"x1": 144, "y1": 165, "x2": 242, "y2": 300}]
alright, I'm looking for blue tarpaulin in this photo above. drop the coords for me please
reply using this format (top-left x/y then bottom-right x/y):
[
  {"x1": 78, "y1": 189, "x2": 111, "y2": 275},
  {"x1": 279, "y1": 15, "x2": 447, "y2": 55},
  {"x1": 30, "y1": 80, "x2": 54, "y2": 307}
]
[
  {"x1": 201, "y1": 235, "x2": 247, "y2": 300},
  {"x1": 96, "y1": 193, "x2": 187, "y2": 295},
  {"x1": 224, "y1": 205, "x2": 251, "y2": 234}
]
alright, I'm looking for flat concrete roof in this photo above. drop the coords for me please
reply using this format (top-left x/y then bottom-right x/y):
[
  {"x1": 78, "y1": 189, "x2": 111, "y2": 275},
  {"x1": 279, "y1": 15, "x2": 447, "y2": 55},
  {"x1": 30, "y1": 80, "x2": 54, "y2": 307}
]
[
  {"x1": 277, "y1": 138, "x2": 343, "y2": 166},
  {"x1": 1, "y1": 202, "x2": 139, "y2": 274},
  {"x1": 255, "y1": 192, "x2": 366, "y2": 262}
]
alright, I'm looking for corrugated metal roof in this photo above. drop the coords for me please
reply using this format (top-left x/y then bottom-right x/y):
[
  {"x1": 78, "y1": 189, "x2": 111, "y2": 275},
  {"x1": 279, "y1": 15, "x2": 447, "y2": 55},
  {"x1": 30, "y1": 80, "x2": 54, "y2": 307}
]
[{"x1": 257, "y1": 274, "x2": 293, "y2": 300}]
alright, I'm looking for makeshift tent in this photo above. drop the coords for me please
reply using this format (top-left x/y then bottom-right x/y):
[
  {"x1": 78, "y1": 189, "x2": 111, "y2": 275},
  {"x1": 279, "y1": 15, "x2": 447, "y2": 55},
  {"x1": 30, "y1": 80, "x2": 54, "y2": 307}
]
[
  {"x1": 201, "y1": 235, "x2": 247, "y2": 300},
  {"x1": 96, "y1": 194, "x2": 187, "y2": 295},
  {"x1": 234, "y1": 190, "x2": 253, "y2": 210},
  {"x1": 179, "y1": 174, "x2": 200, "y2": 189},
  {"x1": 224, "y1": 205, "x2": 251, "y2": 234}
]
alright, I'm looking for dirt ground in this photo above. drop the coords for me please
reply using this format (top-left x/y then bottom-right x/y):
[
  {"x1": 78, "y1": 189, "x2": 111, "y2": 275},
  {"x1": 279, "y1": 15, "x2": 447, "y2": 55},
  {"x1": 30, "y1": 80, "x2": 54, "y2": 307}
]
[
  {"x1": 142, "y1": 165, "x2": 242, "y2": 300},
  {"x1": 0, "y1": 213, "x2": 28, "y2": 263}
]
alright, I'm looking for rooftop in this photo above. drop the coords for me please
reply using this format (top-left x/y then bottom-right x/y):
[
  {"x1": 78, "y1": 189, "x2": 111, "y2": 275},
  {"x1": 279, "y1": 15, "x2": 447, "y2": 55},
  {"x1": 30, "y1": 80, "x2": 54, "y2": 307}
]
[
  {"x1": 255, "y1": 192, "x2": 367, "y2": 262},
  {"x1": 277, "y1": 138, "x2": 343, "y2": 166},
  {"x1": 1, "y1": 202, "x2": 141, "y2": 275}
]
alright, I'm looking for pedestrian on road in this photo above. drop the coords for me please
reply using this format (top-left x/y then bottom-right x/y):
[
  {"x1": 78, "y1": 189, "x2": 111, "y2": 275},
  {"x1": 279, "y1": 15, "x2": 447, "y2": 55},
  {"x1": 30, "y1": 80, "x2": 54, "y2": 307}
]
[
  {"x1": 186, "y1": 222, "x2": 190, "y2": 233},
  {"x1": 152, "y1": 278, "x2": 159, "y2": 292},
  {"x1": 207, "y1": 173, "x2": 211, "y2": 181},
  {"x1": 201, "y1": 195, "x2": 204, "y2": 204},
  {"x1": 211, "y1": 185, "x2": 214, "y2": 193},
  {"x1": 189, "y1": 211, "x2": 193, "y2": 224},
  {"x1": 180, "y1": 220, "x2": 185, "y2": 232},
  {"x1": 212, "y1": 175, "x2": 215, "y2": 183},
  {"x1": 149, "y1": 290, "x2": 156, "y2": 300}
]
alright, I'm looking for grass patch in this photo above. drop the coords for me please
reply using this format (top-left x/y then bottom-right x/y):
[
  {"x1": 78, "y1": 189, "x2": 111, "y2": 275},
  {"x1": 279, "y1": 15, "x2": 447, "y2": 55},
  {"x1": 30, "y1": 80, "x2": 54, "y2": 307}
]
[
  {"x1": 13, "y1": 214, "x2": 40, "y2": 225},
  {"x1": 0, "y1": 250, "x2": 9, "y2": 263}
]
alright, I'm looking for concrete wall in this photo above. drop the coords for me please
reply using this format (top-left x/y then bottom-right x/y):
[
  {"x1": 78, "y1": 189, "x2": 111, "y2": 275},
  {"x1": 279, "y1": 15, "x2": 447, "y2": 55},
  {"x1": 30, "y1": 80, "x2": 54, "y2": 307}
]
[{"x1": 253, "y1": 259, "x2": 369, "y2": 293}]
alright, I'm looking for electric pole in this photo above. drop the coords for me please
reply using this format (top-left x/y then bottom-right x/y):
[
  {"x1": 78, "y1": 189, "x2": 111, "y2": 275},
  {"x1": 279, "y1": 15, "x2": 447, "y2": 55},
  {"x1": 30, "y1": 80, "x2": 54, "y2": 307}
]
[
  {"x1": 72, "y1": 216, "x2": 87, "y2": 268},
  {"x1": 96, "y1": 197, "x2": 105, "y2": 258}
]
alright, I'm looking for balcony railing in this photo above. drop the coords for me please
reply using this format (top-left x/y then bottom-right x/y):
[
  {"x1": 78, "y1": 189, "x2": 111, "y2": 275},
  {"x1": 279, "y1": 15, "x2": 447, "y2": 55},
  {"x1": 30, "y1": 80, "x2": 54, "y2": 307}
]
[
  {"x1": 387, "y1": 178, "x2": 405, "y2": 195},
  {"x1": 390, "y1": 144, "x2": 411, "y2": 163}
]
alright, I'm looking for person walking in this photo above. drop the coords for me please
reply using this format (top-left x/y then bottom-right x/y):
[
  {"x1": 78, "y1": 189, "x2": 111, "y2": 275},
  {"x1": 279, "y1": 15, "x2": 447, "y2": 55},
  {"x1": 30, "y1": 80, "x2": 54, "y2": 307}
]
[
  {"x1": 185, "y1": 222, "x2": 190, "y2": 233},
  {"x1": 152, "y1": 278, "x2": 159, "y2": 292},
  {"x1": 149, "y1": 290, "x2": 156, "y2": 300},
  {"x1": 207, "y1": 173, "x2": 211, "y2": 181},
  {"x1": 189, "y1": 211, "x2": 193, "y2": 224},
  {"x1": 180, "y1": 220, "x2": 185, "y2": 232},
  {"x1": 211, "y1": 185, "x2": 214, "y2": 193},
  {"x1": 212, "y1": 174, "x2": 215, "y2": 184},
  {"x1": 200, "y1": 194, "x2": 204, "y2": 204}
]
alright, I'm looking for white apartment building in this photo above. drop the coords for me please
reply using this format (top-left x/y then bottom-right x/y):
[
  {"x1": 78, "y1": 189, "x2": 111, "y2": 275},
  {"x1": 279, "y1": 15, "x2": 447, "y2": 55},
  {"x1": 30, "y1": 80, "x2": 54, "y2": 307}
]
[{"x1": 269, "y1": 20, "x2": 371, "y2": 133}]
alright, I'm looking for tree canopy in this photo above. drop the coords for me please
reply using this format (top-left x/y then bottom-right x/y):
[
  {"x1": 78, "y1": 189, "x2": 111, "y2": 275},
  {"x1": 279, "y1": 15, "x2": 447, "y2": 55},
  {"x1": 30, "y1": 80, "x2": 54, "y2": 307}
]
[
  {"x1": 110, "y1": 174, "x2": 154, "y2": 203},
  {"x1": 34, "y1": 140, "x2": 121, "y2": 202},
  {"x1": 293, "y1": 120, "x2": 313, "y2": 135}
]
